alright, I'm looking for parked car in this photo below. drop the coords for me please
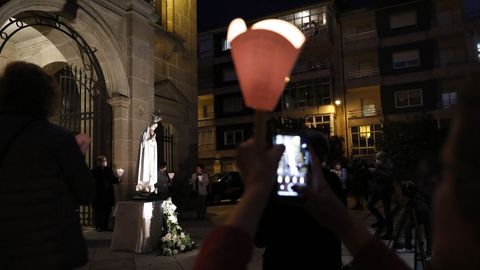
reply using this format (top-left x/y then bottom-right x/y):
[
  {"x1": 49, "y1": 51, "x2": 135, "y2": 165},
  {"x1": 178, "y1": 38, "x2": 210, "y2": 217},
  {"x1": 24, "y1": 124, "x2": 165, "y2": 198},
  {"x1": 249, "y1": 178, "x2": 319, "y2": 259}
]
[{"x1": 207, "y1": 172, "x2": 244, "y2": 204}]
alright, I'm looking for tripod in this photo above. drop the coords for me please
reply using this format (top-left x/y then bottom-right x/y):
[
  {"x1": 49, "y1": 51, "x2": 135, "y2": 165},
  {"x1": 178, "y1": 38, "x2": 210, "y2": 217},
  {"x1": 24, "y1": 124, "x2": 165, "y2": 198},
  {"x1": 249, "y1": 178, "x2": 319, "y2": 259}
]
[{"x1": 390, "y1": 197, "x2": 428, "y2": 270}]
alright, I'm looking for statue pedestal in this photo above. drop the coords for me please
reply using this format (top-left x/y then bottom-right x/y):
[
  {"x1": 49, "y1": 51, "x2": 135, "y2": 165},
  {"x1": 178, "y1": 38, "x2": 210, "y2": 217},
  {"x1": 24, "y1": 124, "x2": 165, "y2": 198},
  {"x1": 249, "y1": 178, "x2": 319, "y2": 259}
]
[{"x1": 111, "y1": 200, "x2": 163, "y2": 253}]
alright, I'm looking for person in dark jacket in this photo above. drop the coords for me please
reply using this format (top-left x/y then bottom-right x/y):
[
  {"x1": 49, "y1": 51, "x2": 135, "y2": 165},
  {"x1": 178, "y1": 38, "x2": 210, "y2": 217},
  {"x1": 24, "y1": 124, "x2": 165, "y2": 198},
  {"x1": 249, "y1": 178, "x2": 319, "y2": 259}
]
[
  {"x1": 0, "y1": 61, "x2": 95, "y2": 269},
  {"x1": 255, "y1": 131, "x2": 344, "y2": 270},
  {"x1": 367, "y1": 151, "x2": 395, "y2": 239},
  {"x1": 92, "y1": 155, "x2": 119, "y2": 232}
]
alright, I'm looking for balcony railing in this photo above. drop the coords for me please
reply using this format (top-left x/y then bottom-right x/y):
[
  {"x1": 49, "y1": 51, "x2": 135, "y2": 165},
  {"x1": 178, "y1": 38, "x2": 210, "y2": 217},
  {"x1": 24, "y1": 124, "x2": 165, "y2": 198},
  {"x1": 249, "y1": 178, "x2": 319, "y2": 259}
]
[
  {"x1": 199, "y1": 112, "x2": 215, "y2": 120},
  {"x1": 199, "y1": 144, "x2": 216, "y2": 152},
  {"x1": 344, "y1": 30, "x2": 377, "y2": 43},
  {"x1": 292, "y1": 61, "x2": 331, "y2": 75},
  {"x1": 348, "y1": 108, "x2": 381, "y2": 118},
  {"x1": 346, "y1": 68, "x2": 379, "y2": 79}
]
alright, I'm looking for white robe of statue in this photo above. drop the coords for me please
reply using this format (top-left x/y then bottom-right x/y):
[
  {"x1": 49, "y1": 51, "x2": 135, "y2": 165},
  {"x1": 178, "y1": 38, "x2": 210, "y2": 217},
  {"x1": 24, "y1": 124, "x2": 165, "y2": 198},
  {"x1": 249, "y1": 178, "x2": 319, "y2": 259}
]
[{"x1": 136, "y1": 123, "x2": 158, "y2": 194}]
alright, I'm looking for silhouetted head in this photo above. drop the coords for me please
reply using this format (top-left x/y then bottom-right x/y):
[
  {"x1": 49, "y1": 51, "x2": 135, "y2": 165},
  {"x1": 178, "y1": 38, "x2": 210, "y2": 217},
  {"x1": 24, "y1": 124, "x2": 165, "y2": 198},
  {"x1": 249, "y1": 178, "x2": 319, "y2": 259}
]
[{"x1": 0, "y1": 61, "x2": 59, "y2": 118}]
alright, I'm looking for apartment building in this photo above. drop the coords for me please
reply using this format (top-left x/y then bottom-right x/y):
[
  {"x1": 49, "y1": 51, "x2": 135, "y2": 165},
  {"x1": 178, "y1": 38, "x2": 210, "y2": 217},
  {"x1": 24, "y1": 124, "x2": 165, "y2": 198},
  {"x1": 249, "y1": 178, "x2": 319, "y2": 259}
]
[
  {"x1": 198, "y1": 0, "x2": 480, "y2": 172},
  {"x1": 198, "y1": 2, "x2": 343, "y2": 173},
  {"x1": 341, "y1": 0, "x2": 480, "y2": 158}
]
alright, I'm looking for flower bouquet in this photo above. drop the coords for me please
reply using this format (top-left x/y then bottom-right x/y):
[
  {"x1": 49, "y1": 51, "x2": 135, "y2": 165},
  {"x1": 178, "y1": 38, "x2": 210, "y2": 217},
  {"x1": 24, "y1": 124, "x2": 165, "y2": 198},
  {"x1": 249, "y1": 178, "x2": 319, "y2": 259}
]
[{"x1": 159, "y1": 198, "x2": 196, "y2": 255}]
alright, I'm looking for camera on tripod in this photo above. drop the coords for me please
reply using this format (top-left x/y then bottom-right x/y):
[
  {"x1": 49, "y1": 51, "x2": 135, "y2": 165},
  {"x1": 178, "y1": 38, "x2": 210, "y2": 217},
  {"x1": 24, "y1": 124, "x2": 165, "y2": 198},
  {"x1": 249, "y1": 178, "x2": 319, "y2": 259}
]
[{"x1": 401, "y1": 180, "x2": 417, "y2": 199}]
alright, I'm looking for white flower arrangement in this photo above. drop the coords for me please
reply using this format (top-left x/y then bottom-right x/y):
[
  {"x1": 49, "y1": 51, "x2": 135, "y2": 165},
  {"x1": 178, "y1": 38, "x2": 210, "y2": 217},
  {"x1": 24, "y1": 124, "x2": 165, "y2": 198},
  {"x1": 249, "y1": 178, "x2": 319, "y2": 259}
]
[{"x1": 159, "y1": 198, "x2": 196, "y2": 256}]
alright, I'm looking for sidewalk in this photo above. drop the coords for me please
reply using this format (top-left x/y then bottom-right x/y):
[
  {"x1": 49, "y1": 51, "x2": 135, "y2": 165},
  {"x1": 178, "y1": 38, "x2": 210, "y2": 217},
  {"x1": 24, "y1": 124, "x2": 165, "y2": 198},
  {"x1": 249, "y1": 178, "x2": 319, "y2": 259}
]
[{"x1": 80, "y1": 206, "x2": 413, "y2": 270}]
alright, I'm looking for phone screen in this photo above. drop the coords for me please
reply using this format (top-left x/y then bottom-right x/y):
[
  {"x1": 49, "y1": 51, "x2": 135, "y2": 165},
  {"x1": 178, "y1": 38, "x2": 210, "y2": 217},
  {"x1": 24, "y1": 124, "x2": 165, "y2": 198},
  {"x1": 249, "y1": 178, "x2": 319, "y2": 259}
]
[{"x1": 274, "y1": 134, "x2": 310, "y2": 197}]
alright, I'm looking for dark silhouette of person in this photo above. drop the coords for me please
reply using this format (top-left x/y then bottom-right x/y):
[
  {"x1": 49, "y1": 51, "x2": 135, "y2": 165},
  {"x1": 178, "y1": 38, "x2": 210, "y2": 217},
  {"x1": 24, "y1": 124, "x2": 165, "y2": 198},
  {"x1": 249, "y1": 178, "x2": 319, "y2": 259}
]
[
  {"x1": 255, "y1": 131, "x2": 344, "y2": 270},
  {"x1": 0, "y1": 61, "x2": 95, "y2": 269},
  {"x1": 368, "y1": 151, "x2": 395, "y2": 239},
  {"x1": 91, "y1": 155, "x2": 119, "y2": 231},
  {"x1": 351, "y1": 158, "x2": 370, "y2": 210}
]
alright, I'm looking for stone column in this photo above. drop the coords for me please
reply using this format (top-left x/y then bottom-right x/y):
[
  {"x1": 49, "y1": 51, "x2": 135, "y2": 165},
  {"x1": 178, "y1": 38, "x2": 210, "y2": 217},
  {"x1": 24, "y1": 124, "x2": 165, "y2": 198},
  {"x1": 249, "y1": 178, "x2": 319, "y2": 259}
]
[
  {"x1": 124, "y1": 0, "x2": 157, "y2": 198},
  {"x1": 109, "y1": 95, "x2": 132, "y2": 201}
]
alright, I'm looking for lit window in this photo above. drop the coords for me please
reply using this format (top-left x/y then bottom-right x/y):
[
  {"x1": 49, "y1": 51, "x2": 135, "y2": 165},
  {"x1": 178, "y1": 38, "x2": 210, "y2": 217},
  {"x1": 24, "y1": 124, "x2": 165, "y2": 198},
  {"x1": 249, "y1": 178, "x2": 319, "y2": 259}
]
[
  {"x1": 392, "y1": 50, "x2": 420, "y2": 69},
  {"x1": 351, "y1": 124, "x2": 382, "y2": 157},
  {"x1": 390, "y1": 11, "x2": 417, "y2": 29},
  {"x1": 441, "y1": 91, "x2": 457, "y2": 109},
  {"x1": 395, "y1": 89, "x2": 423, "y2": 108},
  {"x1": 222, "y1": 38, "x2": 231, "y2": 51},
  {"x1": 279, "y1": 6, "x2": 327, "y2": 36},
  {"x1": 305, "y1": 115, "x2": 331, "y2": 135},
  {"x1": 361, "y1": 98, "x2": 376, "y2": 116},
  {"x1": 224, "y1": 129, "x2": 244, "y2": 145}
]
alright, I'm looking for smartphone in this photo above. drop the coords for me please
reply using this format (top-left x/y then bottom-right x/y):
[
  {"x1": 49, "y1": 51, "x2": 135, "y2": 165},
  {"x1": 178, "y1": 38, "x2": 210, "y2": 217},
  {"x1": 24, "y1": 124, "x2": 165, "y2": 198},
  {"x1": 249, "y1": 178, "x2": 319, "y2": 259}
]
[{"x1": 273, "y1": 133, "x2": 310, "y2": 197}]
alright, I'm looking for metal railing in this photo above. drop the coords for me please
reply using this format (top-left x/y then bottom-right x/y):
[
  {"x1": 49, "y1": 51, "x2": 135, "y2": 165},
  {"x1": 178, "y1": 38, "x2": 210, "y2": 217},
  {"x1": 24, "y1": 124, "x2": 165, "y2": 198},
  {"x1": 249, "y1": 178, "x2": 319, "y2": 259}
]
[
  {"x1": 292, "y1": 61, "x2": 331, "y2": 75},
  {"x1": 199, "y1": 112, "x2": 215, "y2": 120},
  {"x1": 344, "y1": 30, "x2": 377, "y2": 42},
  {"x1": 348, "y1": 108, "x2": 381, "y2": 118},
  {"x1": 198, "y1": 144, "x2": 216, "y2": 152},
  {"x1": 346, "y1": 68, "x2": 379, "y2": 79}
]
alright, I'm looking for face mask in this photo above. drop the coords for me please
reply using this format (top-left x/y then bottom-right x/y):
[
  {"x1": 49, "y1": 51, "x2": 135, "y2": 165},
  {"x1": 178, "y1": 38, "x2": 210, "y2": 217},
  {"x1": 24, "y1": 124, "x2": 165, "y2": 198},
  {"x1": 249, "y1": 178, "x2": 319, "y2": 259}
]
[
  {"x1": 375, "y1": 159, "x2": 381, "y2": 165},
  {"x1": 102, "y1": 161, "x2": 108, "y2": 167}
]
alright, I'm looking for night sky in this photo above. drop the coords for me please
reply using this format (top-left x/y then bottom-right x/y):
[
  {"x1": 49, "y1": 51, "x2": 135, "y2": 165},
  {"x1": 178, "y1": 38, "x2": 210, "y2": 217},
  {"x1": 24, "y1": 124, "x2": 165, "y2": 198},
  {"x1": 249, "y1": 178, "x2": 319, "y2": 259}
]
[{"x1": 197, "y1": 0, "x2": 320, "y2": 32}]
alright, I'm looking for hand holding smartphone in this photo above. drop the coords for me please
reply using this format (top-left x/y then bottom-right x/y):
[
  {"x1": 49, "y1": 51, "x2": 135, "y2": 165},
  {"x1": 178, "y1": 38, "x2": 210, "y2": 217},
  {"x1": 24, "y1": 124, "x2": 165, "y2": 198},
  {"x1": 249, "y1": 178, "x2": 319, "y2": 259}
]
[{"x1": 273, "y1": 133, "x2": 310, "y2": 197}]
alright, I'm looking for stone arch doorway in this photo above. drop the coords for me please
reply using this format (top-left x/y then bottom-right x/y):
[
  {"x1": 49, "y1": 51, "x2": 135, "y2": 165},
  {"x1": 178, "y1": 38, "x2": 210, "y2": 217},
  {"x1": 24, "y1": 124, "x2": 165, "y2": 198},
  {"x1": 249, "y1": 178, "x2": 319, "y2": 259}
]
[{"x1": 0, "y1": 13, "x2": 114, "y2": 226}]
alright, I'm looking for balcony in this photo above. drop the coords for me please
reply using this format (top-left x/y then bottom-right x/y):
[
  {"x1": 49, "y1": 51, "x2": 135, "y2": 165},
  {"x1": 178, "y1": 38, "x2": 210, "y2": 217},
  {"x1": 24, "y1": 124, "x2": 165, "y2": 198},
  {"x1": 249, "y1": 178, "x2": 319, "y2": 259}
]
[
  {"x1": 346, "y1": 68, "x2": 379, "y2": 80},
  {"x1": 345, "y1": 68, "x2": 380, "y2": 89},
  {"x1": 199, "y1": 144, "x2": 216, "y2": 159},
  {"x1": 344, "y1": 30, "x2": 377, "y2": 43},
  {"x1": 291, "y1": 60, "x2": 331, "y2": 78},
  {"x1": 348, "y1": 108, "x2": 382, "y2": 119},
  {"x1": 342, "y1": 30, "x2": 378, "y2": 52}
]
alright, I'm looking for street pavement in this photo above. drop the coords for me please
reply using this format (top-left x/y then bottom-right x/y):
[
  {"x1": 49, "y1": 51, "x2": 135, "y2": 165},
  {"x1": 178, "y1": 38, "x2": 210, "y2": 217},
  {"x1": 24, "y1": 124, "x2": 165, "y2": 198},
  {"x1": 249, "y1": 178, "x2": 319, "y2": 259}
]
[{"x1": 80, "y1": 201, "x2": 414, "y2": 270}]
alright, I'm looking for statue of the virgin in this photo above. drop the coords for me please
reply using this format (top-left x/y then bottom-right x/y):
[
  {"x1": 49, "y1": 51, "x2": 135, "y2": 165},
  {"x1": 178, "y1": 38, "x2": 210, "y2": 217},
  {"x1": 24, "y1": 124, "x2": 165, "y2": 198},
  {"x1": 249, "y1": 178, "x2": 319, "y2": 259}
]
[{"x1": 136, "y1": 111, "x2": 162, "y2": 195}]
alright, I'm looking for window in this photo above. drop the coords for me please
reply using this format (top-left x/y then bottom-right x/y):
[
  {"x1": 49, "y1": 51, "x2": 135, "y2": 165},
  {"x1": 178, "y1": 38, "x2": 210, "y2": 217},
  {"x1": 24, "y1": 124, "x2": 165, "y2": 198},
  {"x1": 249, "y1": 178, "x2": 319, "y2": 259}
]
[
  {"x1": 224, "y1": 130, "x2": 244, "y2": 145},
  {"x1": 305, "y1": 115, "x2": 331, "y2": 135},
  {"x1": 392, "y1": 50, "x2": 420, "y2": 69},
  {"x1": 395, "y1": 89, "x2": 423, "y2": 108},
  {"x1": 278, "y1": 7, "x2": 327, "y2": 36},
  {"x1": 222, "y1": 38, "x2": 231, "y2": 51},
  {"x1": 282, "y1": 78, "x2": 331, "y2": 109},
  {"x1": 222, "y1": 67, "x2": 237, "y2": 82},
  {"x1": 361, "y1": 98, "x2": 376, "y2": 116},
  {"x1": 199, "y1": 36, "x2": 212, "y2": 58},
  {"x1": 202, "y1": 105, "x2": 208, "y2": 118},
  {"x1": 390, "y1": 11, "x2": 417, "y2": 29},
  {"x1": 351, "y1": 124, "x2": 382, "y2": 156},
  {"x1": 223, "y1": 97, "x2": 243, "y2": 113},
  {"x1": 441, "y1": 91, "x2": 457, "y2": 109}
]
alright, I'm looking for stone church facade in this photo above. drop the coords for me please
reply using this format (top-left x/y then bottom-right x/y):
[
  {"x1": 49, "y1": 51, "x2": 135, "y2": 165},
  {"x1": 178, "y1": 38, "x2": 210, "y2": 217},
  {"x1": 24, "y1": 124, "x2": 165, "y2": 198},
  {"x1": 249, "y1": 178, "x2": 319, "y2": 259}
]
[{"x1": 0, "y1": 0, "x2": 197, "y2": 203}]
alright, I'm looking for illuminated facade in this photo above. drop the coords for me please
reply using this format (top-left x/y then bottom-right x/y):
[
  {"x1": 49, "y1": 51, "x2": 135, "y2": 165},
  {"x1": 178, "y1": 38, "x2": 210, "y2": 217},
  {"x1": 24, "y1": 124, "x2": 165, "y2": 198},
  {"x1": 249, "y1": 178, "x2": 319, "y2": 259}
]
[
  {"x1": 0, "y1": 0, "x2": 197, "y2": 203},
  {"x1": 198, "y1": 0, "x2": 480, "y2": 171},
  {"x1": 198, "y1": 2, "x2": 342, "y2": 173}
]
